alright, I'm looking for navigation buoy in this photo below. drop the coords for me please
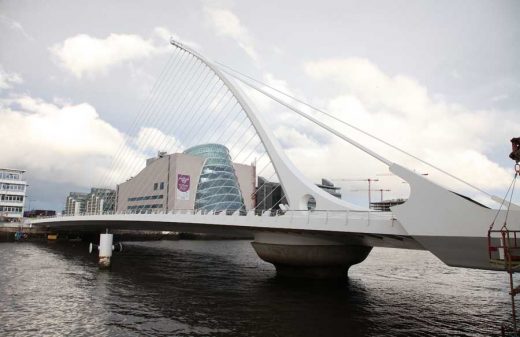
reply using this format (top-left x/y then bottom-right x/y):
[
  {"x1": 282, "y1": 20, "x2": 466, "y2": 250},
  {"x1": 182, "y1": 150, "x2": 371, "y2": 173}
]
[
  {"x1": 98, "y1": 233, "x2": 113, "y2": 269},
  {"x1": 89, "y1": 232, "x2": 123, "y2": 269}
]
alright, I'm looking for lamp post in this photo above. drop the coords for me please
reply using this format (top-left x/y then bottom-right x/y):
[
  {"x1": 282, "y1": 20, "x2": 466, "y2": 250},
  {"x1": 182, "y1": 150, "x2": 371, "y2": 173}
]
[{"x1": 26, "y1": 196, "x2": 37, "y2": 211}]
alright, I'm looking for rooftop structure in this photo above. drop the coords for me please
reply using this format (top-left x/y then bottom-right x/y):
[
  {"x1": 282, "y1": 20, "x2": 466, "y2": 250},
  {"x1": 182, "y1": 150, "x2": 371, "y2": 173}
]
[
  {"x1": 316, "y1": 178, "x2": 342, "y2": 199},
  {"x1": 24, "y1": 209, "x2": 56, "y2": 218},
  {"x1": 370, "y1": 199, "x2": 407, "y2": 212}
]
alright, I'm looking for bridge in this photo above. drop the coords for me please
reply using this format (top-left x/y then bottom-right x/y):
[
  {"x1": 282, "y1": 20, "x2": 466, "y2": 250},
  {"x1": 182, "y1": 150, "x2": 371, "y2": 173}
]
[{"x1": 31, "y1": 40, "x2": 520, "y2": 279}]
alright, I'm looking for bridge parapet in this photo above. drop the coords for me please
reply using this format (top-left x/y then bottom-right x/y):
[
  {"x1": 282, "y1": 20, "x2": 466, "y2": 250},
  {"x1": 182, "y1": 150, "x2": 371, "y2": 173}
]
[{"x1": 29, "y1": 208, "x2": 403, "y2": 239}]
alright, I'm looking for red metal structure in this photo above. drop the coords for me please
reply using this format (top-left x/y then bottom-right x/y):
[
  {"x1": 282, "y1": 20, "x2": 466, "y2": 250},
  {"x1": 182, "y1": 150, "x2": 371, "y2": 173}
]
[{"x1": 488, "y1": 137, "x2": 520, "y2": 336}]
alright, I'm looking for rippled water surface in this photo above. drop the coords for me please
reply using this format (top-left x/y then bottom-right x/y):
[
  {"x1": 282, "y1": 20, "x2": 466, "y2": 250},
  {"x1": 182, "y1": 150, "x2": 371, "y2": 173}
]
[{"x1": 0, "y1": 240, "x2": 516, "y2": 336}]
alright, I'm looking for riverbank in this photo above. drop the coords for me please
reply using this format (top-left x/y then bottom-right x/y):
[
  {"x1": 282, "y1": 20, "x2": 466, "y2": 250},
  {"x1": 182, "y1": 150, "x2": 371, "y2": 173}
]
[{"x1": 0, "y1": 225, "x2": 178, "y2": 242}]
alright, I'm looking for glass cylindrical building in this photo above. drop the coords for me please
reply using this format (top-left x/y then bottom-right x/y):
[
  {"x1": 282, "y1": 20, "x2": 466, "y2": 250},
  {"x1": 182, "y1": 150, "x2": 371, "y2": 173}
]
[{"x1": 184, "y1": 144, "x2": 245, "y2": 212}]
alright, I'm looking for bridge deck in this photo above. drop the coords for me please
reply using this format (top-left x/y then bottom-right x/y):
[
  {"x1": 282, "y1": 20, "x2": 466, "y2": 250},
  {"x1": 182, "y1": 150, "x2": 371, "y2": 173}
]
[{"x1": 31, "y1": 210, "x2": 421, "y2": 250}]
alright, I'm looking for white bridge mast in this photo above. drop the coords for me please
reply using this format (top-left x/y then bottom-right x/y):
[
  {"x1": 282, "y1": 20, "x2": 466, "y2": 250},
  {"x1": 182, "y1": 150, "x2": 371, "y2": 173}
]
[{"x1": 169, "y1": 39, "x2": 394, "y2": 211}]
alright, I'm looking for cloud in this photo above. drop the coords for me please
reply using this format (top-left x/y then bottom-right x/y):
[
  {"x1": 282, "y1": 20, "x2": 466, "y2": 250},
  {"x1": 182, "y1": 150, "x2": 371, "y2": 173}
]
[
  {"x1": 294, "y1": 57, "x2": 518, "y2": 198},
  {"x1": 305, "y1": 58, "x2": 432, "y2": 118},
  {"x1": 491, "y1": 93, "x2": 508, "y2": 102},
  {"x1": 0, "y1": 15, "x2": 33, "y2": 40},
  {"x1": 0, "y1": 65, "x2": 23, "y2": 91},
  {"x1": 204, "y1": 6, "x2": 258, "y2": 62},
  {"x1": 49, "y1": 28, "x2": 190, "y2": 78},
  {"x1": 136, "y1": 127, "x2": 182, "y2": 154},
  {"x1": 0, "y1": 95, "x2": 173, "y2": 190}
]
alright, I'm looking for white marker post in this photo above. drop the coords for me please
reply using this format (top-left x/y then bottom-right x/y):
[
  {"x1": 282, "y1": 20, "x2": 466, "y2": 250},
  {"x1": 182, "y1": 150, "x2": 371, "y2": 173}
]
[{"x1": 98, "y1": 231, "x2": 113, "y2": 269}]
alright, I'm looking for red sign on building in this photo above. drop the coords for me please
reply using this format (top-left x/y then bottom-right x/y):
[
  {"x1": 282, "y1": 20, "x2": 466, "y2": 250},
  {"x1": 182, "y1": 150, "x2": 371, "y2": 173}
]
[{"x1": 177, "y1": 174, "x2": 190, "y2": 200}]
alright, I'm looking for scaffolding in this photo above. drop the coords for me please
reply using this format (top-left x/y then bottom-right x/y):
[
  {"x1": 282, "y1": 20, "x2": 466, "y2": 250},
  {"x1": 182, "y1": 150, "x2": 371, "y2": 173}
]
[
  {"x1": 488, "y1": 228, "x2": 520, "y2": 335},
  {"x1": 488, "y1": 140, "x2": 520, "y2": 336}
]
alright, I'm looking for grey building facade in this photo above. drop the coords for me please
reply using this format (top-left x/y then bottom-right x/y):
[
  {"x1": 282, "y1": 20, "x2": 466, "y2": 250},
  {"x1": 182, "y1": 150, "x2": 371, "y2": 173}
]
[
  {"x1": 64, "y1": 188, "x2": 116, "y2": 216},
  {"x1": 116, "y1": 146, "x2": 255, "y2": 214},
  {"x1": 0, "y1": 168, "x2": 27, "y2": 221}
]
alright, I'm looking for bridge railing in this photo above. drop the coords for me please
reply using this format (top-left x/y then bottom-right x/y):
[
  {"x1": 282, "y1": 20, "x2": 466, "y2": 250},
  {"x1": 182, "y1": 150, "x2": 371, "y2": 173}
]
[
  {"x1": 33, "y1": 208, "x2": 394, "y2": 227},
  {"x1": 283, "y1": 209, "x2": 383, "y2": 226}
]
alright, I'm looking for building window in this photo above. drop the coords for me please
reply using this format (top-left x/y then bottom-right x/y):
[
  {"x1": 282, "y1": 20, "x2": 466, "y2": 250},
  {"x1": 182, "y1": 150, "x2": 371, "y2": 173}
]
[
  {"x1": 1, "y1": 195, "x2": 24, "y2": 202},
  {"x1": 160, "y1": 182, "x2": 164, "y2": 190},
  {"x1": 128, "y1": 194, "x2": 164, "y2": 202},
  {"x1": 0, "y1": 206, "x2": 22, "y2": 213},
  {"x1": 0, "y1": 173, "x2": 20, "y2": 180},
  {"x1": 1, "y1": 183, "x2": 25, "y2": 191},
  {"x1": 127, "y1": 204, "x2": 163, "y2": 212},
  {"x1": 154, "y1": 183, "x2": 158, "y2": 190}
]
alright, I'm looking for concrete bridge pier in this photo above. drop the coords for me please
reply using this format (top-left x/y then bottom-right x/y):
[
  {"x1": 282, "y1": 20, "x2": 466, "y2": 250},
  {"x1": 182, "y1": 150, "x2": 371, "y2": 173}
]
[{"x1": 251, "y1": 232, "x2": 372, "y2": 279}]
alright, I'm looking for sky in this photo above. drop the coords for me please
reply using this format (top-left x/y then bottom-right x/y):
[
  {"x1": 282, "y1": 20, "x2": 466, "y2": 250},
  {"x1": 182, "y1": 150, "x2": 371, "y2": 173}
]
[{"x1": 0, "y1": 0, "x2": 519, "y2": 211}]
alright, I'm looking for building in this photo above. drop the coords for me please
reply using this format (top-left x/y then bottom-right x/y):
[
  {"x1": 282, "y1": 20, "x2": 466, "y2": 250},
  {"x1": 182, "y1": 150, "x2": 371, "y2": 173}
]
[
  {"x1": 255, "y1": 176, "x2": 287, "y2": 213},
  {"x1": 316, "y1": 178, "x2": 341, "y2": 199},
  {"x1": 184, "y1": 144, "x2": 248, "y2": 212},
  {"x1": 0, "y1": 168, "x2": 27, "y2": 221},
  {"x1": 64, "y1": 192, "x2": 88, "y2": 215},
  {"x1": 85, "y1": 188, "x2": 116, "y2": 214},
  {"x1": 64, "y1": 188, "x2": 116, "y2": 216},
  {"x1": 255, "y1": 177, "x2": 341, "y2": 211},
  {"x1": 116, "y1": 144, "x2": 255, "y2": 213},
  {"x1": 370, "y1": 199, "x2": 406, "y2": 212}
]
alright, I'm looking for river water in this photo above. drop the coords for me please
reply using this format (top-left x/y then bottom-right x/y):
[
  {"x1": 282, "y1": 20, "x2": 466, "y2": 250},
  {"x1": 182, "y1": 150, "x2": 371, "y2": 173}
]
[{"x1": 0, "y1": 240, "x2": 516, "y2": 336}]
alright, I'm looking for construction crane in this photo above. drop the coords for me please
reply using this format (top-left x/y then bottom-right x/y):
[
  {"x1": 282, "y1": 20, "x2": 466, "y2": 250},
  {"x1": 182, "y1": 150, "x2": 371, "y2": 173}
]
[
  {"x1": 351, "y1": 188, "x2": 391, "y2": 204},
  {"x1": 331, "y1": 178, "x2": 379, "y2": 207}
]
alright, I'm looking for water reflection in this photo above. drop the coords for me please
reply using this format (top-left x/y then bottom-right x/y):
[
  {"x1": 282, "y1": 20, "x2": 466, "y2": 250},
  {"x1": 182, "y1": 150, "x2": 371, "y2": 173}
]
[{"x1": 0, "y1": 240, "x2": 516, "y2": 336}]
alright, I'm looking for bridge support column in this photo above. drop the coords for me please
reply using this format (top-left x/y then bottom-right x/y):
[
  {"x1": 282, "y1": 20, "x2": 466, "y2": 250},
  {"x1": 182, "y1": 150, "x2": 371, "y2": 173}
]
[
  {"x1": 98, "y1": 232, "x2": 113, "y2": 269},
  {"x1": 251, "y1": 233, "x2": 372, "y2": 279}
]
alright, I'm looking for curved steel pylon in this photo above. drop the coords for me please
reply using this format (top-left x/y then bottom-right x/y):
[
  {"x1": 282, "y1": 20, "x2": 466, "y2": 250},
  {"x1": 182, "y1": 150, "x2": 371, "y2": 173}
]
[{"x1": 169, "y1": 39, "x2": 370, "y2": 211}]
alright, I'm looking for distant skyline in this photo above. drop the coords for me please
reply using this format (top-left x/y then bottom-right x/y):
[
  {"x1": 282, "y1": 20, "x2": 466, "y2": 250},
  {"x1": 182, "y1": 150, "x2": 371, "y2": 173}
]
[{"x1": 0, "y1": 0, "x2": 519, "y2": 210}]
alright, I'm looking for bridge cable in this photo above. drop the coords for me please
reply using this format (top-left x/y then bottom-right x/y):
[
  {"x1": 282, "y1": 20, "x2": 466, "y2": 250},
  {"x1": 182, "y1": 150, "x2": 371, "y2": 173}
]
[
  {"x1": 502, "y1": 174, "x2": 517, "y2": 230},
  {"x1": 96, "y1": 51, "x2": 187, "y2": 208},
  {"x1": 95, "y1": 51, "x2": 180, "y2": 190},
  {"x1": 111, "y1": 53, "x2": 207, "y2": 204},
  {"x1": 160, "y1": 56, "x2": 276, "y2": 211},
  {"x1": 111, "y1": 52, "x2": 210, "y2": 206},
  {"x1": 129, "y1": 57, "x2": 222, "y2": 204},
  {"x1": 217, "y1": 63, "x2": 493, "y2": 198},
  {"x1": 489, "y1": 173, "x2": 517, "y2": 231},
  {"x1": 103, "y1": 47, "x2": 281, "y2": 214},
  {"x1": 120, "y1": 50, "x2": 269, "y2": 213},
  {"x1": 98, "y1": 50, "x2": 191, "y2": 192}
]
